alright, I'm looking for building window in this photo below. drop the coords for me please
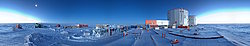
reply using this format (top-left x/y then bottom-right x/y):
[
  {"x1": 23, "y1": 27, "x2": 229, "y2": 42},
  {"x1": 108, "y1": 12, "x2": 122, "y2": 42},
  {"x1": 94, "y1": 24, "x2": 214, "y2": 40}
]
[{"x1": 180, "y1": 11, "x2": 184, "y2": 12}]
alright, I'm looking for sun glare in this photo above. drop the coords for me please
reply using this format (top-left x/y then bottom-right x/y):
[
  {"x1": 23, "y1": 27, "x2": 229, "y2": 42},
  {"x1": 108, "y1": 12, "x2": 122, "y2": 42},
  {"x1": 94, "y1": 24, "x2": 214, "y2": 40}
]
[
  {"x1": 197, "y1": 9, "x2": 250, "y2": 24},
  {"x1": 0, "y1": 11, "x2": 40, "y2": 23}
]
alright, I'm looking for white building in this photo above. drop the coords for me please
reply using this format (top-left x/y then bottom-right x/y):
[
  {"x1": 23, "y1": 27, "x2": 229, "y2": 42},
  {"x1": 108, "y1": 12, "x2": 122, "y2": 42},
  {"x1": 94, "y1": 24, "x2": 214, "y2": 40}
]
[
  {"x1": 156, "y1": 20, "x2": 169, "y2": 25},
  {"x1": 188, "y1": 15, "x2": 197, "y2": 26},
  {"x1": 167, "y1": 8, "x2": 189, "y2": 27},
  {"x1": 156, "y1": 20, "x2": 169, "y2": 29}
]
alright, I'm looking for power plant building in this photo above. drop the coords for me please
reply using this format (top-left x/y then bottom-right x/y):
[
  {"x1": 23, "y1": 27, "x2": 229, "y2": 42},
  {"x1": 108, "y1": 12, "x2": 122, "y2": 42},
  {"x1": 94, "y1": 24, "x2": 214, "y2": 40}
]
[{"x1": 167, "y1": 8, "x2": 189, "y2": 28}]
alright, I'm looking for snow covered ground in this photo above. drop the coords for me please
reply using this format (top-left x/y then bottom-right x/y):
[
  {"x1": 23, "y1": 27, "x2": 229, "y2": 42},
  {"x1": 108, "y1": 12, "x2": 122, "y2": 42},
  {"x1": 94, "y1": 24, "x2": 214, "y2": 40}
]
[
  {"x1": 198, "y1": 24, "x2": 250, "y2": 46},
  {"x1": 0, "y1": 23, "x2": 249, "y2": 46},
  {"x1": 0, "y1": 23, "x2": 123, "y2": 46}
]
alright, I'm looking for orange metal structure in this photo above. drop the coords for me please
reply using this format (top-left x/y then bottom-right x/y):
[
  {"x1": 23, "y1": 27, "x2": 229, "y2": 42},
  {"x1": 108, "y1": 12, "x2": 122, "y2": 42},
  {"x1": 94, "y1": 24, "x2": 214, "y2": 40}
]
[{"x1": 171, "y1": 39, "x2": 179, "y2": 44}]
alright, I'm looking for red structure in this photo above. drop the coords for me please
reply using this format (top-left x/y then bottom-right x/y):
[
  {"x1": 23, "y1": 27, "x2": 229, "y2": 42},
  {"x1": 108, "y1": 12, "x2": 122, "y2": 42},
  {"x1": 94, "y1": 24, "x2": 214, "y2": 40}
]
[
  {"x1": 171, "y1": 39, "x2": 179, "y2": 44},
  {"x1": 177, "y1": 26, "x2": 189, "y2": 29},
  {"x1": 145, "y1": 20, "x2": 158, "y2": 28}
]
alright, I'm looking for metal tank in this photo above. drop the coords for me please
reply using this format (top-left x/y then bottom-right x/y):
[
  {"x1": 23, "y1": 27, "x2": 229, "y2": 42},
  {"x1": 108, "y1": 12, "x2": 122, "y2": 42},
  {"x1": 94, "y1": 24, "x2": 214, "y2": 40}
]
[
  {"x1": 167, "y1": 8, "x2": 189, "y2": 28},
  {"x1": 188, "y1": 15, "x2": 197, "y2": 26}
]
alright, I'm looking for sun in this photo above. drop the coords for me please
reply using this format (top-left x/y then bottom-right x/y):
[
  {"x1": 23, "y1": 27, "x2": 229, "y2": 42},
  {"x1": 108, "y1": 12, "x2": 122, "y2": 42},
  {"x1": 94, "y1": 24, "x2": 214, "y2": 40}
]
[
  {"x1": 0, "y1": 11, "x2": 40, "y2": 23},
  {"x1": 197, "y1": 9, "x2": 250, "y2": 24}
]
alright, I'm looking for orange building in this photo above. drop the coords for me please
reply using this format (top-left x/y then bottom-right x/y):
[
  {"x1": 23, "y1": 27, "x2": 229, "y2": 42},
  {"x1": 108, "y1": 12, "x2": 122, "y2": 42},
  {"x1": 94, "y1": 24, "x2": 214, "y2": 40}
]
[
  {"x1": 145, "y1": 20, "x2": 158, "y2": 28},
  {"x1": 145, "y1": 20, "x2": 157, "y2": 25}
]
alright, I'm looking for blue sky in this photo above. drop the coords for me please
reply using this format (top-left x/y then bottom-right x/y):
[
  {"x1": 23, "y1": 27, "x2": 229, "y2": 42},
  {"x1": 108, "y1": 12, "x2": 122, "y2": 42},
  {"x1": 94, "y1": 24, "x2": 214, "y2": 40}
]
[{"x1": 0, "y1": 0, "x2": 250, "y2": 24}]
